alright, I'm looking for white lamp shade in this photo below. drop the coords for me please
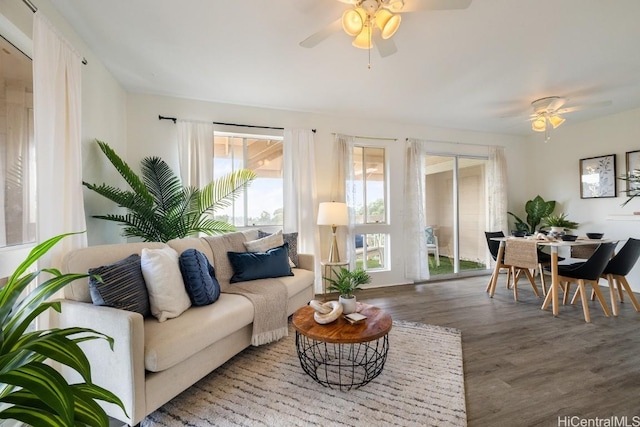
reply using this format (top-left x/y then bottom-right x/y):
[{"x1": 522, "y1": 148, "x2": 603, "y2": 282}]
[
  {"x1": 317, "y1": 202, "x2": 349, "y2": 226},
  {"x1": 548, "y1": 114, "x2": 565, "y2": 129},
  {"x1": 375, "y1": 10, "x2": 401, "y2": 39},
  {"x1": 531, "y1": 116, "x2": 546, "y2": 132},
  {"x1": 342, "y1": 8, "x2": 365, "y2": 36},
  {"x1": 352, "y1": 25, "x2": 372, "y2": 49}
]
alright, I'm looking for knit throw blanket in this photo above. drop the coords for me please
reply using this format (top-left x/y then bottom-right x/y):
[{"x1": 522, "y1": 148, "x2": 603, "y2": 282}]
[
  {"x1": 203, "y1": 235, "x2": 288, "y2": 346},
  {"x1": 223, "y1": 279, "x2": 289, "y2": 346}
]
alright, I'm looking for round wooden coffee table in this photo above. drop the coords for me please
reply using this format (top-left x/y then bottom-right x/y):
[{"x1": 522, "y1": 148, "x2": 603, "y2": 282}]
[{"x1": 292, "y1": 303, "x2": 392, "y2": 390}]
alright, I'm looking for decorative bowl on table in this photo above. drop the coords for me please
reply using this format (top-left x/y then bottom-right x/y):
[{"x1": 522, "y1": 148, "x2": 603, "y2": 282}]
[
  {"x1": 561, "y1": 234, "x2": 578, "y2": 241},
  {"x1": 511, "y1": 230, "x2": 527, "y2": 237},
  {"x1": 586, "y1": 233, "x2": 604, "y2": 239}
]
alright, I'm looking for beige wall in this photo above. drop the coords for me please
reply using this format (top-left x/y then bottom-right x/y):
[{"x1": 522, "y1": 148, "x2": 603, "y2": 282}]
[{"x1": 523, "y1": 107, "x2": 640, "y2": 291}]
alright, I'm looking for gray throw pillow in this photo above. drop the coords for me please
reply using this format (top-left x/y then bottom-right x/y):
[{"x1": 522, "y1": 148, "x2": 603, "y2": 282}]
[
  {"x1": 88, "y1": 254, "x2": 151, "y2": 317},
  {"x1": 258, "y1": 231, "x2": 299, "y2": 267}
]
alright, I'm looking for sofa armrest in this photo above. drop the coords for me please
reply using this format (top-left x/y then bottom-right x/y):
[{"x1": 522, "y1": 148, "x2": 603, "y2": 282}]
[
  {"x1": 298, "y1": 253, "x2": 315, "y2": 272},
  {"x1": 53, "y1": 300, "x2": 145, "y2": 425}
]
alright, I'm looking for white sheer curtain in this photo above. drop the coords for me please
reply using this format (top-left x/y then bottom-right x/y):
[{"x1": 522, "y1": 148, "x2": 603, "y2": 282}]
[
  {"x1": 176, "y1": 120, "x2": 214, "y2": 188},
  {"x1": 283, "y1": 129, "x2": 321, "y2": 290},
  {"x1": 487, "y1": 146, "x2": 508, "y2": 233},
  {"x1": 331, "y1": 134, "x2": 356, "y2": 264},
  {"x1": 33, "y1": 12, "x2": 86, "y2": 271},
  {"x1": 404, "y1": 138, "x2": 430, "y2": 281}
]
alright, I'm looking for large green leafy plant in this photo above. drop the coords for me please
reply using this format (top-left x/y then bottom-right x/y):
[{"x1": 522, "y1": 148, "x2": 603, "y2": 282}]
[
  {"x1": 507, "y1": 195, "x2": 556, "y2": 234},
  {"x1": 83, "y1": 140, "x2": 256, "y2": 242},
  {"x1": 0, "y1": 232, "x2": 127, "y2": 426}
]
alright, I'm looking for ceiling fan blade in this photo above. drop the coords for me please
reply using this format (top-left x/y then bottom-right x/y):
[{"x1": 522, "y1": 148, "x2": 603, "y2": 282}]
[
  {"x1": 372, "y1": 32, "x2": 398, "y2": 57},
  {"x1": 299, "y1": 19, "x2": 342, "y2": 48},
  {"x1": 545, "y1": 97, "x2": 567, "y2": 112},
  {"x1": 400, "y1": 0, "x2": 473, "y2": 12},
  {"x1": 555, "y1": 100, "x2": 612, "y2": 115}
]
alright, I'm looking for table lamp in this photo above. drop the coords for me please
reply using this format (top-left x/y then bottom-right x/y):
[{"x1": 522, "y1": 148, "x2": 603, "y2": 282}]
[{"x1": 317, "y1": 202, "x2": 349, "y2": 263}]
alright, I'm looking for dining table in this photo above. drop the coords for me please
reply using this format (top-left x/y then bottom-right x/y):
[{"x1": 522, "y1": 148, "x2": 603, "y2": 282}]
[{"x1": 486, "y1": 236, "x2": 619, "y2": 316}]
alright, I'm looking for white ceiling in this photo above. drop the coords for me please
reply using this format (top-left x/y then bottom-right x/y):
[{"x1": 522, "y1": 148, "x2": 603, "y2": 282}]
[{"x1": 51, "y1": 0, "x2": 640, "y2": 136}]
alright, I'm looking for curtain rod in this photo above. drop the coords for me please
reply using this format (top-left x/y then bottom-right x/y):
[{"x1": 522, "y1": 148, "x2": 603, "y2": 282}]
[
  {"x1": 333, "y1": 133, "x2": 397, "y2": 141},
  {"x1": 406, "y1": 137, "x2": 499, "y2": 149},
  {"x1": 22, "y1": 0, "x2": 88, "y2": 65},
  {"x1": 158, "y1": 115, "x2": 316, "y2": 133}
]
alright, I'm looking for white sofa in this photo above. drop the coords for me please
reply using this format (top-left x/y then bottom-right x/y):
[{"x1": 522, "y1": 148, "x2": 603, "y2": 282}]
[{"x1": 55, "y1": 230, "x2": 315, "y2": 426}]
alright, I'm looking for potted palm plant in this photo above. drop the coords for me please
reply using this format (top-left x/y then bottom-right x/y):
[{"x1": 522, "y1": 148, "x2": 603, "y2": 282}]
[
  {"x1": 325, "y1": 267, "x2": 371, "y2": 314},
  {"x1": 542, "y1": 213, "x2": 579, "y2": 236},
  {"x1": 83, "y1": 140, "x2": 256, "y2": 242},
  {"x1": 0, "y1": 232, "x2": 127, "y2": 426}
]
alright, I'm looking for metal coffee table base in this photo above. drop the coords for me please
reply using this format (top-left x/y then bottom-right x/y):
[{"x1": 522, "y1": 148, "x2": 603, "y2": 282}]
[{"x1": 295, "y1": 332, "x2": 389, "y2": 391}]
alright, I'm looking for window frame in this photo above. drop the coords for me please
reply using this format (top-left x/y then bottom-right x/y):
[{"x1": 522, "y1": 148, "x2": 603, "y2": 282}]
[{"x1": 213, "y1": 131, "x2": 284, "y2": 228}]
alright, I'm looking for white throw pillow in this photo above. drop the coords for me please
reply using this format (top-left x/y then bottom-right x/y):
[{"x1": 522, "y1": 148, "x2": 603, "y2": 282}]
[
  {"x1": 141, "y1": 246, "x2": 191, "y2": 322},
  {"x1": 244, "y1": 230, "x2": 295, "y2": 268}
]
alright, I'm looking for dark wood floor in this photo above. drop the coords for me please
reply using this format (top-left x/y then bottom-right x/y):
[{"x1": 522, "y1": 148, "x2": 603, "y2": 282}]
[{"x1": 353, "y1": 274, "x2": 640, "y2": 427}]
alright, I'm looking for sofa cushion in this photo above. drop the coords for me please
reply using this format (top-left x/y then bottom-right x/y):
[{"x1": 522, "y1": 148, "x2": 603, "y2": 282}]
[
  {"x1": 143, "y1": 293, "x2": 254, "y2": 372},
  {"x1": 178, "y1": 249, "x2": 220, "y2": 306},
  {"x1": 258, "y1": 230, "x2": 299, "y2": 267},
  {"x1": 167, "y1": 237, "x2": 214, "y2": 265},
  {"x1": 88, "y1": 254, "x2": 151, "y2": 317},
  {"x1": 244, "y1": 230, "x2": 295, "y2": 268},
  {"x1": 141, "y1": 246, "x2": 192, "y2": 322},
  {"x1": 275, "y1": 268, "x2": 315, "y2": 298},
  {"x1": 62, "y1": 242, "x2": 167, "y2": 302},
  {"x1": 227, "y1": 244, "x2": 293, "y2": 283},
  {"x1": 203, "y1": 232, "x2": 250, "y2": 289}
]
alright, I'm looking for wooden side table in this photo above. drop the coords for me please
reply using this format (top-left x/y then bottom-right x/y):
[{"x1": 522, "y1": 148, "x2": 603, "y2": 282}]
[
  {"x1": 320, "y1": 260, "x2": 349, "y2": 295},
  {"x1": 292, "y1": 304, "x2": 392, "y2": 390}
]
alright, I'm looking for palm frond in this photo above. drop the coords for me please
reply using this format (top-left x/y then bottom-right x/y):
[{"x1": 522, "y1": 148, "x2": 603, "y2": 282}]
[
  {"x1": 95, "y1": 140, "x2": 152, "y2": 205},
  {"x1": 200, "y1": 169, "x2": 257, "y2": 214},
  {"x1": 141, "y1": 157, "x2": 183, "y2": 214}
]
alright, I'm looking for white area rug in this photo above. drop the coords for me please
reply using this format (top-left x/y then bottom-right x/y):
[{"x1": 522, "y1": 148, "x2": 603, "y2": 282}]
[{"x1": 142, "y1": 320, "x2": 466, "y2": 427}]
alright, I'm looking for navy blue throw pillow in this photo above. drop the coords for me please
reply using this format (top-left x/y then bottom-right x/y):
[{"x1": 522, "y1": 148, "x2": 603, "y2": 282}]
[
  {"x1": 227, "y1": 243, "x2": 294, "y2": 283},
  {"x1": 89, "y1": 254, "x2": 151, "y2": 317},
  {"x1": 178, "y1": 249, "x2": 221, "y2": 306}
]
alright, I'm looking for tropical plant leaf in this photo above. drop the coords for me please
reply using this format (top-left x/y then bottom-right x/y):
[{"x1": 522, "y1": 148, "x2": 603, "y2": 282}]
[
  {"x1": 84, "y1": 140, "x2": 256, "y2": 241},
  {"x1": 141, "y1": 156, "x2": 183, "y2": 214},
  {"x1": 0, "y1": 362, "x2": 74, "y2": 425},
  {"x1": 200, "y1": 169, "x2": 257, "y2": 214},
  {"x1": 94, "y1": 140, "x2": 152, "y2": 205},
  {"x1": 0, "y1": 233, "x2": 128, "y2": 425},
  {"x1": 0, "y1": 404, "x2": 68, "y2": 427}
]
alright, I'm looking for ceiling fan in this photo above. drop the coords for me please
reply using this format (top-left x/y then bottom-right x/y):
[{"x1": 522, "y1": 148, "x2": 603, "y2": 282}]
[
  {"x1": 299, "y1": 0, "x2": 472, "y2": 61},
  {"x1": 515, "y1": 96, "x2": 612, "y2": 142}
]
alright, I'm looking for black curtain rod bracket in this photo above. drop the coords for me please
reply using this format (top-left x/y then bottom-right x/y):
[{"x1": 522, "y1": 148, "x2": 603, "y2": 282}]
[{"x1": 158, "y1": 115, "x2": 315, "y2": 133}]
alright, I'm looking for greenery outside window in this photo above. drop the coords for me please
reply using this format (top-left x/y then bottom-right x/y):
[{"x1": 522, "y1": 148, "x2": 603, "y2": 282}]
[{"x1": 213, "y1": 133, "x2": 283, "y2": 227}]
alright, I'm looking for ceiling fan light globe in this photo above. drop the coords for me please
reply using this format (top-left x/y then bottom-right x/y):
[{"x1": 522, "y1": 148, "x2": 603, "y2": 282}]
[
  {"x1": 376, "y1": 10, "x2": 401, "y2": 39},
  {"x1": 548, "y1": 115, "x2": 565, "y2": 129},
  {"x1": 352, "y1": 26, "x2": 372, "y2": 49},
  {"x1": 532, "y1": 117, "x2": 547, "y2": 132},
  {"x1": 342, "y1": 8, "x2": 365, "y2": 36}
]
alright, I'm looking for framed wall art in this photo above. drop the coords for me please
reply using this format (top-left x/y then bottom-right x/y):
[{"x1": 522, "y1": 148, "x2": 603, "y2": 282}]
[
  {"x1": 625, "y1": 150, "x2": 640, "y2": 197},
  {"x1": 580, "y1": 154, "x2": 616, "y2": 199}
]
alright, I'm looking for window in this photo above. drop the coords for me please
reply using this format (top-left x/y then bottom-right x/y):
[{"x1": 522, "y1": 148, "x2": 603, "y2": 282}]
[
  {"x1": 213, "y1": 134, "x2": 283, "y2": 227},
  {"x1": 352, "y1": 146, "x2": 386, "y2": 224},
  {"x1": 352, "y1": 145, "x2": 387, "y2": 271},
  {"x1": 0, "y1": 34, "x2": 36, "y2": 286}
]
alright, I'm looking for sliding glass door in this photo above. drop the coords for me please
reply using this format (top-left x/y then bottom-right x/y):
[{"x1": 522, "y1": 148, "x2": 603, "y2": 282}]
[{"x1": 424, "y1": 155, "x2": 488, "y2": 277}]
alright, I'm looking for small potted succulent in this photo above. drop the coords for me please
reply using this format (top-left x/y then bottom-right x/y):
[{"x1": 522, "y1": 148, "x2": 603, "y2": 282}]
[{"x1": 324, "y1": 267, "x2": 371, "y2": 314}]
